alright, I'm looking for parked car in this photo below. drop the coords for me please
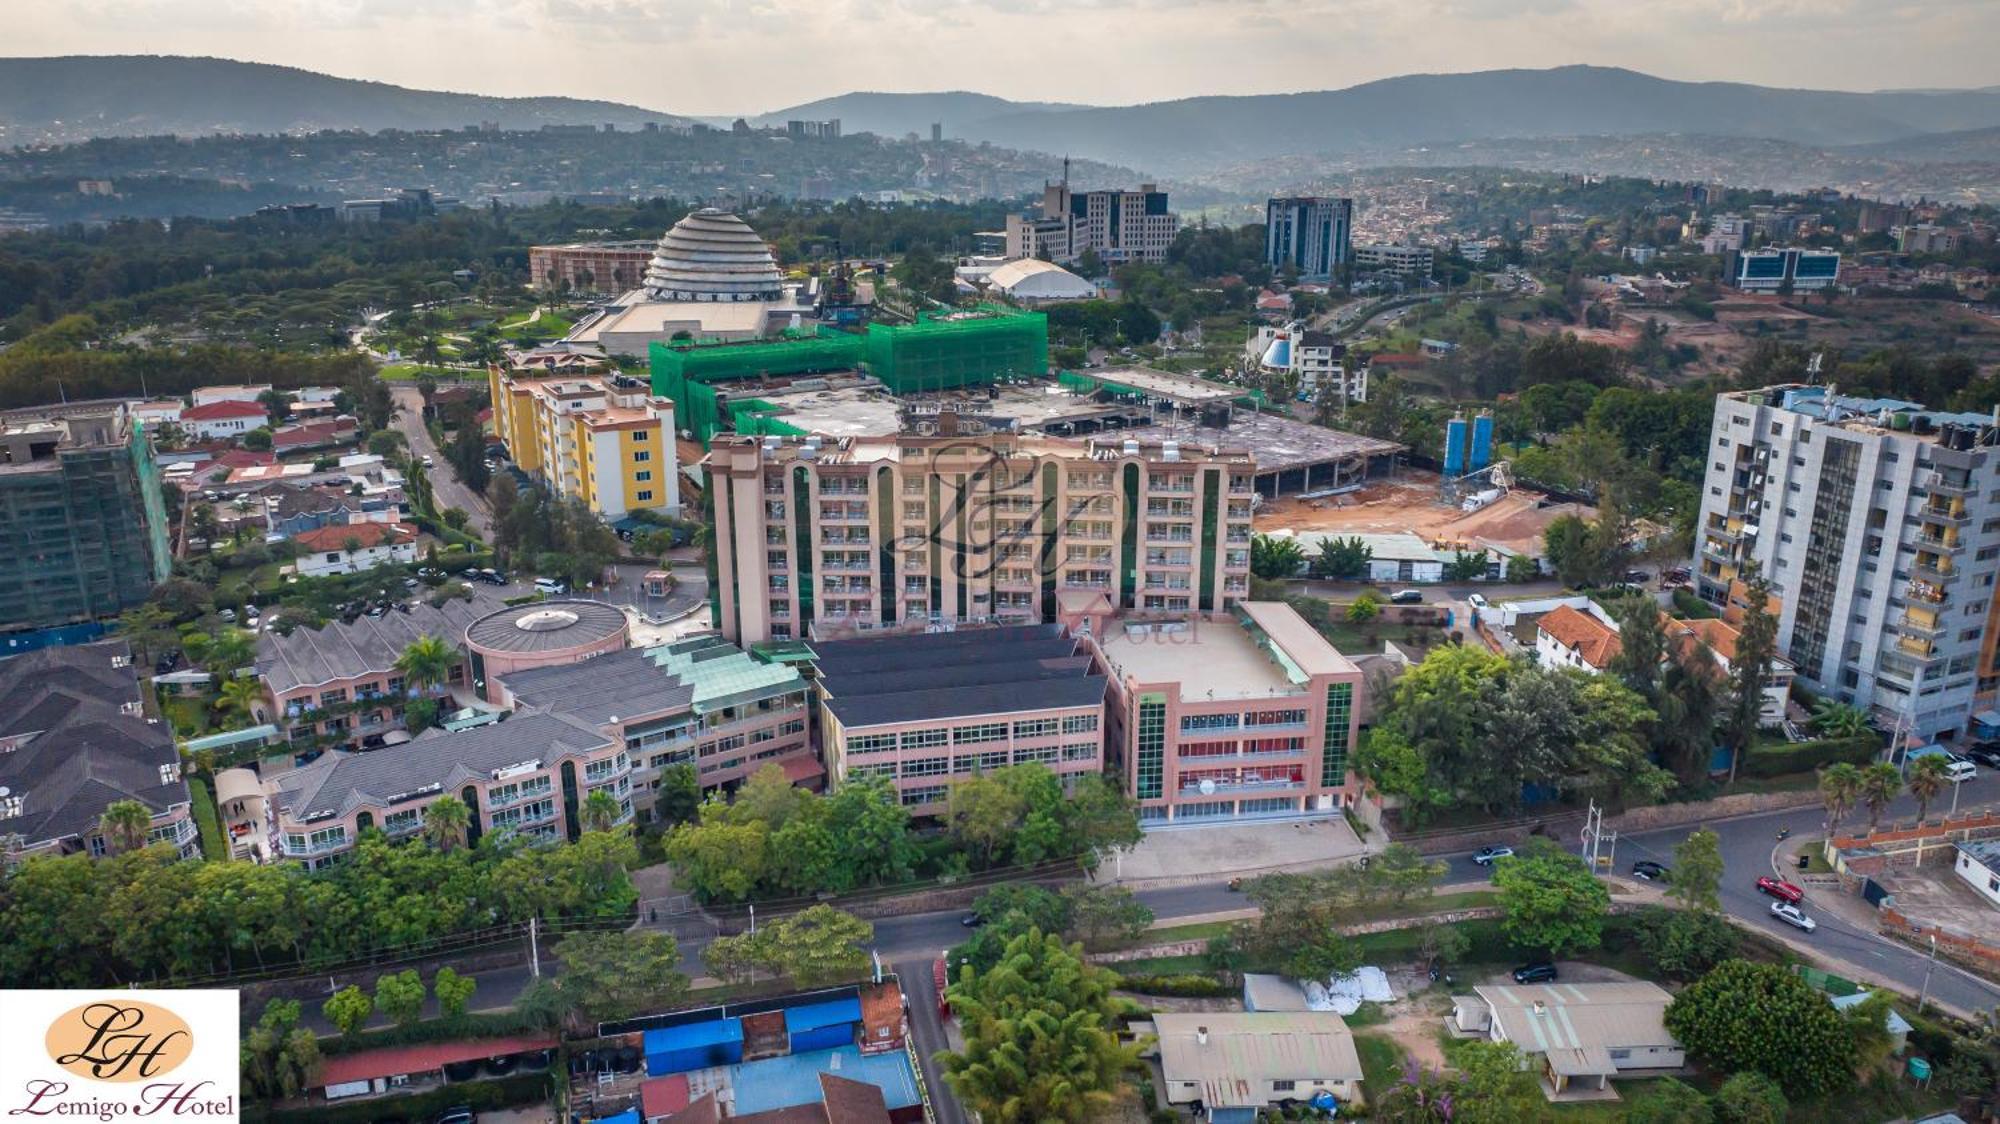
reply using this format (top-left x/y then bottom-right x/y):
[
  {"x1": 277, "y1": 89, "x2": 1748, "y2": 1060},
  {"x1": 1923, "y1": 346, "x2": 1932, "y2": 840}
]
[
  {"x1": 1512, "y1": 962, "x2": 1558, "y2": 984},
  {"x1": 1466, "y1": 592, "x2": 1489, "y2": 610},
  {"x1": 1960, "y1": 743, "x2": 2000, "y2": 769},
  {"x1": 959, "y1": 913, "x2": 984, "y2": 928},
  {"x1": 534, "y1": 577, "x2": 570, "y2": 596},
  {"x1": 433, "y1": 1107, "x2": 475, "y2": 1124},
  {"x1": 1755, "y1": 876, "x2": 1804, "y2": 904},
  {"x1": 1944, "y1": 758, "x2": 1978, "y2": 783},
  {"x1": 1770, "y1": 902, "x2": 1817, "y2": 932},
  {"x1": 217, "y1": 609, "x2": 236, "y2": 623},
  {"x1": 472, "y1": 568, "x2": 507, "y2": 585},
  {"x1": 1631, "y1": 860, "x2": 1669, "y2": 882},
  {"x1": 1390, "y1": 589, "x2": 1424, "y2": 605},
  {"x1": 1625, "y1": 569, "x2": 1652, "y2": 583},
  {"x1": 420, "y1": 455, "x2": 434, "y2": 468},
  {"x1": 1471, "y1": 845, "x2": 1514, "y2": 866}
]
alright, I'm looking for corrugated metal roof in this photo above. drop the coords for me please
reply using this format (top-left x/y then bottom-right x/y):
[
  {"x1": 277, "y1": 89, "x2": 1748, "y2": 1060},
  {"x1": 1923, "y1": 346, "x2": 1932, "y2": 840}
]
[
  {"x1": 1153, "y1": 1013, "x2": 1362, "y2": 1106},
  {"x1": 1473, "y1": 982, "x2": 1675, "y2": 1064}
]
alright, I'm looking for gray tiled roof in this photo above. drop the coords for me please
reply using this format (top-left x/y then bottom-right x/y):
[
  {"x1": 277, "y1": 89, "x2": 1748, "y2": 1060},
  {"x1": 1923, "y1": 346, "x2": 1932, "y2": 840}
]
[
  {"x1": 465, "y1": 599, "x2": 627, "y2": 654},
  {"x1": 0, "y1": 642, "x2": 184, "y2": 848},
  {"x1": 271, "y1": 712, "x2": 613, "y2": 820},
  {"x1": 256, "y1": 597, "x2": 489, "y2": 695},
  {"x1": 502, "y1": 647, "x2": 694, "y2": 728}
]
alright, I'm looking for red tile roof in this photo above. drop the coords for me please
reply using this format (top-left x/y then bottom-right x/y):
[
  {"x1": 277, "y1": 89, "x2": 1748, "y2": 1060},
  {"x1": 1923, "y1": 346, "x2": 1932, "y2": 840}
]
[
  {"x1": 290, "y1": 521, "x2": 416, "y2": 552},
  {"x1": 1538, "y1": 604, "x2": 1622, "y2": 669},
  {"x1": 318, "y1": 1033, "x2": 556, "y2": 1087},
  {"x1": 181, "y1": 400, "x2": 268, "y2": 421},
  {"x1": 641, "y1": 1075, "x2": 691, "y2": 1121}
]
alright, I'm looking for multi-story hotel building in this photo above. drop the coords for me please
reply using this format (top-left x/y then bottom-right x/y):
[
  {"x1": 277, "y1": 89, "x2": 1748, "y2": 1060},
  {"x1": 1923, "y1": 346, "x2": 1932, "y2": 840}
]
[
  {"x1": 487, "y1": 367, "x2": 680, "y2": 519},
  {"x1": 264, "y1": 712, "x2": 633, "y2": 867},
  {"x1": 1085, "y1": 600, "x2": 1363, "y2": 824},
  {"x1": 529, "y1": 241, "x2": 658, "y2": 295},
  {"x1": 705, "y1": 425, "x2": 1255, "y2": 646},
  {"x1": 254, "y1": 598, "x2": 485, "y2": 750},
  {"x1": 812, "y1": 625, "x2": 1107, "y2": 813},
  {"x1": 1005, "y1": 170, "x2": 1179, "y2": 266},
  {"x1": 1693, "y1": 385, "x2": 2000, "y2": 739},
  {"x1": 1266, "y1": 197, "x2": 1353, "y2": 281}
]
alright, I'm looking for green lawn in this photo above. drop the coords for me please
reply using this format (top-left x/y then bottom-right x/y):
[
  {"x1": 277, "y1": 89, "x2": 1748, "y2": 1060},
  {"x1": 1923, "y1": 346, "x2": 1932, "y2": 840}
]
[
  {"x1": 1353, "y1": 1031, "x2": 1408, "y2": 1092},
  {"x1": 187, "y1": 774, "x2": 229, "y2": 860},
  {"x1": 377, "y1": 363, "x2": 487, "y2": 381},
  {"x1": 163, "y1": 696, "x2": 213, "y2": 739},
  {"x1": 498, "y1": 311, "x2": 575, "y2": 341}
]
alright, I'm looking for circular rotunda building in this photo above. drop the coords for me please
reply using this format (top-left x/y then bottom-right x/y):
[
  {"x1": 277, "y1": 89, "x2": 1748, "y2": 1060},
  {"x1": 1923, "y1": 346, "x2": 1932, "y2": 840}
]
[
  {"x1": 643, "y1": 208, "x2": 786, "y2": 303},
  {"x1": 464, "y1": 599, "x2": 630, "y2": 702}
]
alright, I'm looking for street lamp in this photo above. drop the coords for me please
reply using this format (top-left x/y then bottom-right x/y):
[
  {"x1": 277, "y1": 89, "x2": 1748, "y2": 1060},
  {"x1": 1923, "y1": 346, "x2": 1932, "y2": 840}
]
[{"x1": 1918, "y1": 933, "x2": 1938, "y2": 1015}]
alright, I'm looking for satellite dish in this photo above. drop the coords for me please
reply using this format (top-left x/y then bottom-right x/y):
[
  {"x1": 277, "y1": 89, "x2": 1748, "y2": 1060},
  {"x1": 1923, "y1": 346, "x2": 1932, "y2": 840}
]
[
  {"x1": 1198, "y1": 778, "x2": 1216, "y2": 796},
  {"x1": 0, "y1": 787, "x2": 9, "y2": 797}
]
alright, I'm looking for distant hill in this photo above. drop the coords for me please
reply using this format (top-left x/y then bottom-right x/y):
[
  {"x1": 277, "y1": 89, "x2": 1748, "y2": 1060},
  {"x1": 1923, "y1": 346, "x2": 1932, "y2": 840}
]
[
  {"x1": 0, "y1": 56, "x2": 685, "y2": 143},
  {"x1": 744, "y1": 90, "x2": 1087, "y2": 139},
  {"x1": 784, "y1": 67, "x2": 2000, "y2": 176},
  {"x1": 1840, "y1": 124, "x2": 2000, "y2": 163}
]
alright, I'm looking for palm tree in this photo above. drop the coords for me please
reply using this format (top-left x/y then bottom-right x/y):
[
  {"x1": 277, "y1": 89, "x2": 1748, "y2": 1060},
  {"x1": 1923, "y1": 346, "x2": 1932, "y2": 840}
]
[
  {"x1": 217, "y1": 677, "x2": 267, "y2": 724},
  {"x1": 1819, "y1": 762, "x2": 1863, "y2": 833},
  {"x1": 1859, "y1": 763, "x2": 1904, "y2": 833},
  {"x1": 1906, "y1": 755, "x2": 1950, "y2": 824},
  {"x1": 99, "y1": 800, "x2": 154, "y2": 854},
  {"x1": 1810, "y1": 699, "x2": 1871, "y2": 740},
  {"x1": 421, "y1": 795, "x2": 471, "y2": 853},
  {"x1": 580, "y1": 790, "x2": 622, "y2": 834},
  {"x1": 394, "y1": 635, "x2": 460, "y2": 698}
]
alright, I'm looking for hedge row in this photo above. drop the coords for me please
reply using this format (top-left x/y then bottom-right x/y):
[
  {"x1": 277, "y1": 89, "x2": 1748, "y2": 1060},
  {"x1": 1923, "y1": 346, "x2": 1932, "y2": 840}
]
[
  {"x1": 245, "y1": 1071, "x2": 552, "y2": 1124},
  {"x1": 319, "y1": 1011, "x2": 555, "y2": 1058},
  {"x1": 1114, "y1": 972, "x2": 1237, "y2": 998},
  {"x1": 1740, "y1": 734, "x2": 1881, "y2": 778}
]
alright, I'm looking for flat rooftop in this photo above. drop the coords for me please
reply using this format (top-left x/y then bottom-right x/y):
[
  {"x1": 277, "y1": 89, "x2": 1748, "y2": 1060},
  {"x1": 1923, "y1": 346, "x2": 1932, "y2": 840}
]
[
  {"x1": 1085, "y1": 365, "x2": 1240, "y2": 404},
  {"x1": 1118, "y1": 410, "x2": 1404, "y2": 476},
  {"x1": 811, "y1": 624, "x2": 1105, "y2": 727},
  {"x1": 1096, "y1": 615, "x2": 1309, "y2": 701},
  {"x1": 759, "y1": 380, "x2": 1122, "y2": 441}
]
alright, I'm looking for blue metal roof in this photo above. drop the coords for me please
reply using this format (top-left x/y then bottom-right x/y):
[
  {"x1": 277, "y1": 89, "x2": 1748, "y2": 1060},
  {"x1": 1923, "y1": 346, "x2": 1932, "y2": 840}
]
[
  {"x1": 590, "y1": 1110, "x2": 640, "y2": 1124},
  {"x1": 643, "y1": 1017, "x2": 744, "y2": 1054},
  {"x1": 727, "y1": 1045, "x2": 920, "y2": 1115},
  {"x1": 782, "y1": 997, "x2": 862, "y2": 1034}
]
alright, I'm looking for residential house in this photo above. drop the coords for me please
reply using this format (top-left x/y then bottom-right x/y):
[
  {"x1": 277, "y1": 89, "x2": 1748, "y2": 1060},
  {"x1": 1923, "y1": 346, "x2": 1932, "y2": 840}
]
[
  {"x1": 1664, "y1": 616, "x2": 1795, "y2": 726},
  {"x1": 179, "y1": 399, "x2": 269, "y2": 440},
  {"x1": 0, "y1": 642, "x2": 197, "y2": 859},
  {"x1": 291, "y1": 522, "x2": 419, "y2": 577},
  {"x1": 254, "y1": 598, "x2": 485, "y2": 749},
  {"x1": 190, "y1": 384, "x2": 273, "y2": 406},
  {"x1": 1450, "y1": 983, "x2": 1682, "y2": 1098},
  {"x1": 1536, "y1": 604, "x2": 1622, "y2": 674},
  {"x1": 1150, "y1": 1012, "x2": 1363, "y2": 1121},
  {"x1": 1953, "y1": 840, "x2": 2000, "y2": 908},
  {"x1": 271, "y1": 416, "x2": 359, "y2": 456}
]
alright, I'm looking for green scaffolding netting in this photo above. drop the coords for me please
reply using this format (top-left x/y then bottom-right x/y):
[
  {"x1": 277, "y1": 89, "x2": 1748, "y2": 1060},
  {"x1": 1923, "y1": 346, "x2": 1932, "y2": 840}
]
[{"x1": 864, "y1": 304, "x2": 1048, "y2": 395}]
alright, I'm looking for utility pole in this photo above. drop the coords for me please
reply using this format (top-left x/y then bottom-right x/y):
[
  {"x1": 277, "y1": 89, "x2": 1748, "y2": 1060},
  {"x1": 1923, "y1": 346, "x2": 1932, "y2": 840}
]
[
  {"x1": 528, "y1": 916, "x2": 540, "y2": 979},
  {"x1": 1917, "y1": 933, "x2": 1938, "y2": 1015}
]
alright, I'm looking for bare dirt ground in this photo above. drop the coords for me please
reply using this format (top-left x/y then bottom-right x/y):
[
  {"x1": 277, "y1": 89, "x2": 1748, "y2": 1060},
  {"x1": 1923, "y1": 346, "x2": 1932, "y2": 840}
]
[{"x1": 1257, "y1": 475, "x2": 1595, "y2": 557}]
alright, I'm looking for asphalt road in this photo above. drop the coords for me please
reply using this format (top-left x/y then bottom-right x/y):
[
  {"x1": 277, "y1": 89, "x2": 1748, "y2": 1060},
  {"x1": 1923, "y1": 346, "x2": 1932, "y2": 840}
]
[{"x1": 390, "y1": 385, "x2": 491, "y2": 538}]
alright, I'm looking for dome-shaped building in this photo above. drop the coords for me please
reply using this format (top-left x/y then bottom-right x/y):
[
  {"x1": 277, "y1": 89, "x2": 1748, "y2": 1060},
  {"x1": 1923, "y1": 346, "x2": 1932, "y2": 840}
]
[{"x1": 643, "y1": 208, "x2": 785, "y2": 303}]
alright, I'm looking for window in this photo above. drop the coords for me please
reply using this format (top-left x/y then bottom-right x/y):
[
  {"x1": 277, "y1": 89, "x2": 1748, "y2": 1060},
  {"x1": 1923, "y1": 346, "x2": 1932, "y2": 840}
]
[
  {"x1": 637, "y1": 490, "x2": 653, "y2": 502},
  {"x1": 903, "y1": 757, "x2": 950, "y2": 777},
  {"x1": 632, "y1": 450, "x2": 651, "y2": 462},
  {"x1": 633, "y1": 430, "x2": 649, "y2": 441},
  {"x1": 1136, "y1": 695, "x2": 1166, "y2": 800},
  {"x1": 636, "y1": 470, "x2": 653, "y2": 482},
  {"x1": 1272, "y1": 1080, "x2": 1297, "y2": 1093},
  {"x1": 849, "y1": 733, "x2": 899, "y2": 754},
  {"x1": 1063, "y1": 742, "x2": 1097, "y2": 761},
  {"x1": 1013, "y1": 718, "x2": 1060, "y2": 739},
  {"x1": 952, "y1": 723, "x2": 1009, "y2": 744},
  {"x1": 1062, "y1": 713, "x2": 1099, "y2": 734},
  {"x1": 900, "y1": 729, "x2": 948, "y2": 750}
]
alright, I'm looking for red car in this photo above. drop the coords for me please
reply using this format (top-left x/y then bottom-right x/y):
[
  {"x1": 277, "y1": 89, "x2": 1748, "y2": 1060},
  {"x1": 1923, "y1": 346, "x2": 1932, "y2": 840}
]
[{"x1": 1756, "y1": 876, "x2": 1804, "y2": 904}]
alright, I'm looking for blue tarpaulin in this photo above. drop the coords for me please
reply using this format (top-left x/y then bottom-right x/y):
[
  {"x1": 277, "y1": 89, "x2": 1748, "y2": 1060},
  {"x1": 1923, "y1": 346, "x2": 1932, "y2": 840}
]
[
  {"x1": 783, "y1": 997, "x2": 862, "y2": 1053},
  {"x1": 590, "y1": 1111, "x2": 641, "y2": 1124},
  {"x1": 644, "y1": 1018, "x2": 744, "y2": 1075}
]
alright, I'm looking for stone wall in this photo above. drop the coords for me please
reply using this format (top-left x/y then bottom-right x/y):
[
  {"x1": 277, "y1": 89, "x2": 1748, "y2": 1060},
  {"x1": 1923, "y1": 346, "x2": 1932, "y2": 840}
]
[{"x1": 1879, "y1": 905, "x2": 2000, "y2": 975}]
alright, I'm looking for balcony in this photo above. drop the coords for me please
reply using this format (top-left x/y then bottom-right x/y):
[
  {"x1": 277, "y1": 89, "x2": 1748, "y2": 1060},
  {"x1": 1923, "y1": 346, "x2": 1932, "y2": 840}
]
[
  {"x1": 1177, "y1": 779, "x2": 1305, "y2": 797},
  {"x1": 1927, "y1": 472, "x2": 1975, "y2": 497},
  {"x1": 1912, "y1": 556, "x2": 1955, "y2": 582},
  {"x1": 1915, "y1": 531, "x2": 1965, "y2": 553},
  {"x1": 1896, "y1": 635, "x2": 1943, "y2": 662},
  {"x1": 1899, "y1": 612, "x2": 1946, "y2": 640},
  {"x1": 1920, "y1": 502, "x2": 1971, "y2": 526},
  {"x1": 281, "y1": 835, "x2": 350, "y2": 857},
  {"x1": 488, "y1": 783, "x2": 554, "y2": 810}
]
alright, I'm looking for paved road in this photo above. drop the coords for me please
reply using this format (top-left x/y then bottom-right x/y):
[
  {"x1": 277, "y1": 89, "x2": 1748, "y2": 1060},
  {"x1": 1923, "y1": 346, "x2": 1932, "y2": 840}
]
[
  {"x1": 1438, "y1": 779, "x2": 2000, "y2": 1019},
  {"x1": 390, "y1": 385, "x2": 491, "y2": 538},
  {"x1": 895, "y1": 959, "x2": 967, "y2": 1124}
]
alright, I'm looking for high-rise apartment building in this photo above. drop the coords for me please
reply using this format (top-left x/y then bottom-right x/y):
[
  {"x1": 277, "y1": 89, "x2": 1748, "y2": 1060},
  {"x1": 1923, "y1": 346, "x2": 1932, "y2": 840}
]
[
  {"x1": 1693, "y1": 386, "x2": 2000, "y2": 738},
  {"x1": 1725, "y1": 247, "x2": 1840, "y2": 293},
  {"x1": 0, "y1": 403, "x2": 171, "y2": 636},
  {"x1": 487, "y1": 367, "x2": 681, "y2": 518},
  {"x1": 1005, "y1": 166, "x2": 1179, "y2": 266},
  {"x1": 1265, "y1": 197, "x2": 1353, "y2": 281},
  {"x1": 528, "y1": 241, "x2": 659, "y2": 295},
  {"x1": 706, "y1": 424, "x2": 1256, "y2": 646}
]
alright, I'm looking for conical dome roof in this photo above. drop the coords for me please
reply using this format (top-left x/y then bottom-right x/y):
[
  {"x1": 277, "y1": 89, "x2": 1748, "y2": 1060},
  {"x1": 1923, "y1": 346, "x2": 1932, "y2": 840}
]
[{"x1": 643, "y1": 208, "x2": 784, "y2": 302}]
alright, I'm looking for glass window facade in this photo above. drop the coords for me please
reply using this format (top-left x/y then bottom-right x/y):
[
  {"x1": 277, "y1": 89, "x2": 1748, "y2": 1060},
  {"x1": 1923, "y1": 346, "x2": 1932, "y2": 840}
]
[
  {"x1": 1321, "y1": 682, "x2": 1353, "y2": 787},
  {"x1": 1136, "y1": 694, "x2": 1166, "y2": 800}
]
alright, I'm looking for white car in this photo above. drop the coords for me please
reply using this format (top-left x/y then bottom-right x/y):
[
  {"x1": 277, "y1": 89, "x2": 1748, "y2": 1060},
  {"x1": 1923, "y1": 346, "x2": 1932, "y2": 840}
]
[
  {"x1": 1770, "y1": 902, "x2": 1817, "y2": 932},
  {"x1": 1466, "y1": 593, "x2": 1488, "y2": 610},
  {"x1": 1472, "y1": 845, "x2": 1514, "y2": 866}
]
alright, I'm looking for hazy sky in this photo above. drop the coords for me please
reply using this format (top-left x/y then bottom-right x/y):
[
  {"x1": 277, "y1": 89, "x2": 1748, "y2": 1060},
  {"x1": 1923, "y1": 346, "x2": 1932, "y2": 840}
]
[{"x1": 10, "y1": 0, "x2": 1998, "y2": 115}]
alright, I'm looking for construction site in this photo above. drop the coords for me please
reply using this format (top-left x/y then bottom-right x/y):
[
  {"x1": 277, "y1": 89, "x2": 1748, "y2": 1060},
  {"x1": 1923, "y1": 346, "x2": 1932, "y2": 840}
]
[{"x1": 1256, "y1": 473, "x2": 1598, "y2": 562}]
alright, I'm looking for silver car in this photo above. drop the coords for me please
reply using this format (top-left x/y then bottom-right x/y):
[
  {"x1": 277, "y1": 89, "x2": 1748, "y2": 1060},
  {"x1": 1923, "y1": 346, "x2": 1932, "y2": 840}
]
[{"x1": 1770, "y1": 901, "x2": 1817, "y2": 933}]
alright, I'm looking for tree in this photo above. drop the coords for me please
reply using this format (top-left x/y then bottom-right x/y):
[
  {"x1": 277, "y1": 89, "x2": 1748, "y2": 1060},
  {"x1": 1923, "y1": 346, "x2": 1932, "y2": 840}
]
[
  {"x1": 1444, "y1": 548, "x2": 1489, "y2": 583},
  {"x1": 1670, "y1": 828, "x2": 1724, "y2": 914},
  {"x1": 581, "y1": 789, "x2": 623, "y2": 834},
  {"x1": 1346, "y1": 594, "x2": 1380, "y2": 626},
  {"x1": 367, "y1": 429, "x2": 407, "y2": 458},
  {"x1": 939, "y1": 929, "x2": 1140, "y2": 1124},
  {"x1": 421, "y1": 794, "x2": 471, "y2": 852},
  {"x1": 946, "y1": 772, "x2": 1027, "y2": 865},
  {"x1": 244, "y1": 1000, "x2": 321, "y2": 1100},
  {"x1": 322, "y1": 985, "x2": 373, "y2": 1037},
  {"x1": 217, "y1": 676, "x2": 266, "y2": 723},
  {"x1": 1859, "y1": 762, "x2": 1903, "y2": 832},
  {"x1": 373, "y1": 968, "x2": 426, "y2": 1026},
  {"x1": 394, "y1": 634, "x2": 459, "y2": 696},
  {"x1": 652, "y1": 763, "x2": 701, "y2": 826},
  {"x1": 701, "y1": 930, "x2": 766, "y2": 986},
  {"x1": 1906, "y1": 754, "x2": 1950, "y2": 823},
  {"x1": 1243, "y1": 872, "x2": 1362, "y2": 980},
  {"x1": 1839, "y1": 991, "x2": 1899, "y2": 1072},
  {"x1": 433, "y1": 966, "x2": 476, "y2": 1018},
  {"x1": 1664, "y1": 960, "x2": 1853, "y2": 1098},
  {"x1": 1416, "y1": 918, "x2": 1470, "y2": 970},
  {"x1": 552, "y1": 930, "x2": 689, "y2": 1025},
  {"x1": 241, "y1": 427, "x2": 273, "y2": 452},
  {"x1": 1310, "y1": 535, "x2": 1373, "y2": 580},
  {"x1": 1712, "y1": 1071, "x2": 1788, "y2": 1124},
  {"x1": 1504, "y1": 553, "x2": 1539, "y2": 583},
  {"x1": 1060, "y1": 884, "x2": 1153, "y2": 948},
  {"x1": 99, "y1": 799, "x2": 153, "y2": 854},
  {"x1": 1492, "y1": 837, "x2": 1610, "y2": 959},
  {"x1": 1723, "y1": 562, "x2": 1777, "y2": 784},
  {"x1": 1819, "y1": 762, "x2": 1863, "y2": 833},
  {"x1": 1452, "y1": 1039, "x2": 1542, "y2": 1124},
  {"x1": 757, "y1": 905, "x2": 874, "y2": 987},
  {"x1": 1810, "y1": 698, "x2": 1871, "y2": 739},
  {"x1": 1249, "y1": 533, "x2": 1306, "y2": 580},
  {"x1": 440, "y1": 507, "x2": 470, "y2": 531},
  {"x1": 1632, "y1": 906, "x2": 1738, "y2": 982},
  {"x1": 1626, "y1": 1077, "x2": 1715, "y2": 1124}
]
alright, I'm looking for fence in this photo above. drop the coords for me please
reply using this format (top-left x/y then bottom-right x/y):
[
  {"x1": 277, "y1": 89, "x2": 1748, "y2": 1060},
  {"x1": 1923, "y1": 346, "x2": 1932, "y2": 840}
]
[
  {"x1": 1793, "y1": 964, "x2": 1863, "y2": 998},
  {"x1": 1831, "y1": 810, "x2": 2000, "y2": 853},
  {"x1": 1879, "y1": 905, "x2": 2000, "y2": 975}
]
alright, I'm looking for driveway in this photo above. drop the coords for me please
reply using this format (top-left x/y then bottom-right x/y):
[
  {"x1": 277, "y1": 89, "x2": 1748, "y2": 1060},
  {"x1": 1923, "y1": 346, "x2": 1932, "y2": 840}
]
[{"x1": 390, "y1": 385, "x2": 491, "y2": 538}]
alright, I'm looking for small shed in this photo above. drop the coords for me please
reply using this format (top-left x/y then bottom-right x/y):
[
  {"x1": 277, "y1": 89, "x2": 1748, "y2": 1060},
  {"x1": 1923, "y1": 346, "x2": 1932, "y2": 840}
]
[
  {"x1": 644, "y1": 1017, "x2": 744, "y2": 1076},
  {"x1": 1830, "y1": 992, "x2": 1913, "y2": 1055},
  {"x1": 1242, "y1": 974, "x2": 1311, "y2": 1012},
  {"x1": 784, "y1": 996, "x2": 863, "y2": 1054}
]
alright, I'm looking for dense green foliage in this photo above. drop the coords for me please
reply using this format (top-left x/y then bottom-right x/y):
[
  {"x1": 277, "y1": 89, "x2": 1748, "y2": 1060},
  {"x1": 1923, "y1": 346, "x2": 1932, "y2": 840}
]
[
  {"x1": 1665, "y1": 961, "x2": 1855, "y2": 1098},
  {"x1": 1491, "y1": 837, "x2": 1612, "y2": 958},
  {"x1": 0, "y1": 827, "x2": 638, "y2": 986},
  {"x1": 700, "y1": 904, "x2": 875, "y2": 988}
]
